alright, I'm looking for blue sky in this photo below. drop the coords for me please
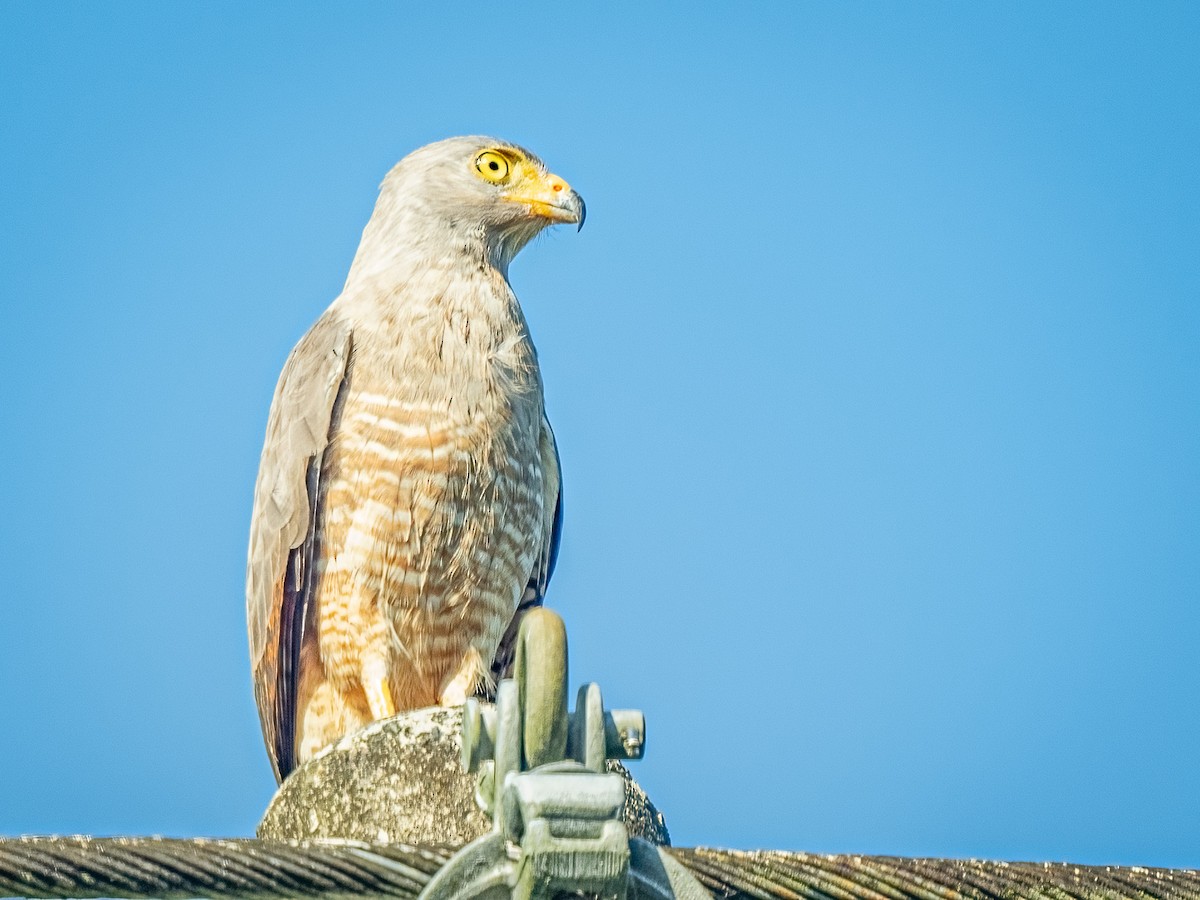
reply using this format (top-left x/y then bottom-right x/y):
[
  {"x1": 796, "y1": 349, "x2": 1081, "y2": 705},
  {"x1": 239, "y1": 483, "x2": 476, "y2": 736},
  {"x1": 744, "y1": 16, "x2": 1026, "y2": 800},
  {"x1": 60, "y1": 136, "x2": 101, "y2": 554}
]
[{"x1": 1, "y1": 2, "x2": 1198, "y2": 869}]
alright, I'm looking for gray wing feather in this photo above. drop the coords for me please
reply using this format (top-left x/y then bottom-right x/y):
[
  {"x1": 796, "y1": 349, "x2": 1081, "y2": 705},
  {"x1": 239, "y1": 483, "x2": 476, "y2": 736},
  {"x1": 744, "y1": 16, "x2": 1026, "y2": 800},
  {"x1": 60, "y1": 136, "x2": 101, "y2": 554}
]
[
  {"x1": 533, "y1": 416, "x2": 564, "y2": 597},
  {"x1": 246, "y1": 311, "x2": 353, "y2": 780},
  {"x1": 490, "y1": 415, "x2": 563, "y2": 683}
]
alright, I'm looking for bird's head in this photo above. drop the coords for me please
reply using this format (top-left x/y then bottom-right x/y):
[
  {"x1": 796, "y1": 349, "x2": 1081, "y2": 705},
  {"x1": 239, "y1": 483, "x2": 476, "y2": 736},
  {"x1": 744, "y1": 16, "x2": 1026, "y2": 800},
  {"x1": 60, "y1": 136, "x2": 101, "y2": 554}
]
[{"x1": 355, "y1": 136, "x2": 585, "y2": 277}]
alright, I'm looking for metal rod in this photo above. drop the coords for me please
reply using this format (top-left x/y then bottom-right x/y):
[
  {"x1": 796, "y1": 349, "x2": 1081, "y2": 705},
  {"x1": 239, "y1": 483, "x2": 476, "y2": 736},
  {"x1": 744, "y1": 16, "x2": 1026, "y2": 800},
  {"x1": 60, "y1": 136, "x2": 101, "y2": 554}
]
[{"x1": 1, "y1": 837, "x2": 1197, "y2": 900}]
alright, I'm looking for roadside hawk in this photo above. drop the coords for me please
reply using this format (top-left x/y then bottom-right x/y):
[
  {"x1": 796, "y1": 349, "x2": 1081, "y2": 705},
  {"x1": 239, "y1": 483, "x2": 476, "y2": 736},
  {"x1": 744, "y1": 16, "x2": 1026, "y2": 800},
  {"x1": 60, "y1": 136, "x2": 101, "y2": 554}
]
[{"x1": 246, "y1": 136, "x2": 582, "y2": 782}]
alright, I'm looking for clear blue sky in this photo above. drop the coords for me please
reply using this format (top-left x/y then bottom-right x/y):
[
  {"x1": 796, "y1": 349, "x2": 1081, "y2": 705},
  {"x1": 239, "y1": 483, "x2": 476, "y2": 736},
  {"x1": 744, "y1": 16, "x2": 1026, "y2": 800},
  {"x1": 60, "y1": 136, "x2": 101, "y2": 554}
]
[{"x1": 2, "y1": 2, "x2": 1197, "y2": 869}]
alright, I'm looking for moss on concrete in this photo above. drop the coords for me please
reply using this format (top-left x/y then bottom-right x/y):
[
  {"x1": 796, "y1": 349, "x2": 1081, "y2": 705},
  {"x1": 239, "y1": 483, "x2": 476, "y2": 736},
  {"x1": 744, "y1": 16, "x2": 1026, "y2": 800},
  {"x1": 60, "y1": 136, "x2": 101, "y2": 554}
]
[{"x1": 257, "y1": 706, "x2": 670, "y2": 846}]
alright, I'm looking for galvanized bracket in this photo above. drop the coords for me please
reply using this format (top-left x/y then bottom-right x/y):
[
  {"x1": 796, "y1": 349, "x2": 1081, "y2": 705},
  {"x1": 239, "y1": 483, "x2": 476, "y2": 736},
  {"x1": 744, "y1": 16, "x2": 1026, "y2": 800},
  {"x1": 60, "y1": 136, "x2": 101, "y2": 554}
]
[{"x1": 418, "y1": 608, "x2": 709, "y2": 900}]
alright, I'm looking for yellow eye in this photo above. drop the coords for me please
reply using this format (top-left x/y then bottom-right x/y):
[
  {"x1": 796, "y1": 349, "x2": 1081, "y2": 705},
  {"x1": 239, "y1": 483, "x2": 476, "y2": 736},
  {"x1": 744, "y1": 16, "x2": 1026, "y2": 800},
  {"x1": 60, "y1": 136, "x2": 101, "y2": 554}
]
[{"x1": 475, "y1": 150, "x2": 511, "y2": 182}]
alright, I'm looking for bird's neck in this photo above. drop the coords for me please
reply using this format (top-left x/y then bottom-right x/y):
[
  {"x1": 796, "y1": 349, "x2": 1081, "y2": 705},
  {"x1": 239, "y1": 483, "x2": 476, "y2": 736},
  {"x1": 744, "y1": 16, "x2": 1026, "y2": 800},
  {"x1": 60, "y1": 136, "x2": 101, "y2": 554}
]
[
  {"x1": 332, "y1": 224, "x2": 538, "y2": 396},
  {"x1": 342, "y1": 200, "x2": 545, "y2": 293}
]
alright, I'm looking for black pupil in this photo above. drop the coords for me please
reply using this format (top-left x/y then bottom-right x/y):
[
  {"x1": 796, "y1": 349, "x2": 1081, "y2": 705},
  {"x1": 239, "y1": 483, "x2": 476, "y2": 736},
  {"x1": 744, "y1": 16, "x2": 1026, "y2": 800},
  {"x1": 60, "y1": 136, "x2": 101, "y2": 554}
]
[{"x1": 489, "y1": 160, "x2": 500, "y2": 171}]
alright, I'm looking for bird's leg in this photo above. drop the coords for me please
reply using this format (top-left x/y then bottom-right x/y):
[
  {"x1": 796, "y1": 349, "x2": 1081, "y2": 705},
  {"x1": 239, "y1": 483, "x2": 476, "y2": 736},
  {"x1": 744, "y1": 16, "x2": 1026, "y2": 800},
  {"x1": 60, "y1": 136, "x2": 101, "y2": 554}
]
[
  {"x1": 361, "y1": 655, "x2": 396, "y2": 720},
  {"x1": 439, "y1": 647, "x2": 490, "y2": 708}
]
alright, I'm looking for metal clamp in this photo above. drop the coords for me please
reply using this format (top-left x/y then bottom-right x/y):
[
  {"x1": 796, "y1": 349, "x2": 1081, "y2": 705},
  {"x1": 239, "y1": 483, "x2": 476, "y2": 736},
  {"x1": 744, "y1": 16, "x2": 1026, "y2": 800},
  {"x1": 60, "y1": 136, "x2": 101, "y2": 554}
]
[{"x1": 418, "y1": 609, "x2": 709, "y2": 900}]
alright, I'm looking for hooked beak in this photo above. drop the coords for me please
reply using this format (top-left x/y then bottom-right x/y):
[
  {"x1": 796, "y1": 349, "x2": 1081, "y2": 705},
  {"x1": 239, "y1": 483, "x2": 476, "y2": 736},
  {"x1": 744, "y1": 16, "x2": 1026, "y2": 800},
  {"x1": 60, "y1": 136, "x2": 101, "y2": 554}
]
[
  {"x1": 565, "y1": 190, "x2": 586, "y2": 231},
  {"x1": 505, "y1": 172, "x2": 586, "y2": 231}
]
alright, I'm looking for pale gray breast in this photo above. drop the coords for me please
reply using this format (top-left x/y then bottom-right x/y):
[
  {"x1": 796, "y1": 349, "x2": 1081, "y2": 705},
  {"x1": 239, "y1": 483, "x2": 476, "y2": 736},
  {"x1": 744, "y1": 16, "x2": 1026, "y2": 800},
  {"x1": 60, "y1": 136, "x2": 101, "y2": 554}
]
[{"x1": 317, "y1": 294, "x2": 548, "y2": 646}]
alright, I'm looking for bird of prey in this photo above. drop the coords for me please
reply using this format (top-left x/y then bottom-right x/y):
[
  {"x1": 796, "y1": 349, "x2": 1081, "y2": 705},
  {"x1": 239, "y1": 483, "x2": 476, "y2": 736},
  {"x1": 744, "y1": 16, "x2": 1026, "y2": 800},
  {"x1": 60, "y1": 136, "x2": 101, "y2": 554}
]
[{"x1": 246, "y1": 136, "x2": 582, "y2": 782}]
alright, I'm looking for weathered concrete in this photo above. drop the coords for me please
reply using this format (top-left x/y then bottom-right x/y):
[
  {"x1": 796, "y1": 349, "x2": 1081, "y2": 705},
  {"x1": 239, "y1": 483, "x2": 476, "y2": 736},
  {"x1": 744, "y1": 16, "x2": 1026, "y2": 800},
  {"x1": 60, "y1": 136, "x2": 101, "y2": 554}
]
[{"x1": 257, "y1": 706, "x2": 670, "y2": 846}]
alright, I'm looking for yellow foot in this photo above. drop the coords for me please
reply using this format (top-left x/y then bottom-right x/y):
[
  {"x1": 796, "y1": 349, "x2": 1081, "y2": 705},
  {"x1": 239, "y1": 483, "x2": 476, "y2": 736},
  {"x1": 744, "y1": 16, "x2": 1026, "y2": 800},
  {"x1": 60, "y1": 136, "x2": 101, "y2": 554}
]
[
  {"x1": 362, "y1": 673, "x2": 396, "y2": 721},
  {"x1": 439, "y1": 648, "x2": 489, "y2": 708}
]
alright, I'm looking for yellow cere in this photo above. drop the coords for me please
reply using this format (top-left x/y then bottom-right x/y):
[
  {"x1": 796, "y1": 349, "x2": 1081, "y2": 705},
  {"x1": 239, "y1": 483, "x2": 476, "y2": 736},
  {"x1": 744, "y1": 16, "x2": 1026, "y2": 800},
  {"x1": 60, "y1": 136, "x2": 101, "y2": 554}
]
[{"x1": 475, "y1": 148, "x2": 577, "y2": 224}]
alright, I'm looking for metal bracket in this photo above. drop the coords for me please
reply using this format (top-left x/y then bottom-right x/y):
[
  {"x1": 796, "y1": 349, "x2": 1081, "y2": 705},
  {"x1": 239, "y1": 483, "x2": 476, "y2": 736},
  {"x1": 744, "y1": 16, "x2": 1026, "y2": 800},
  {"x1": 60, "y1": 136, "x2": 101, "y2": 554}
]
[{"x1": 418, "y1": 609, "x2": 709, "y2": 900}]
